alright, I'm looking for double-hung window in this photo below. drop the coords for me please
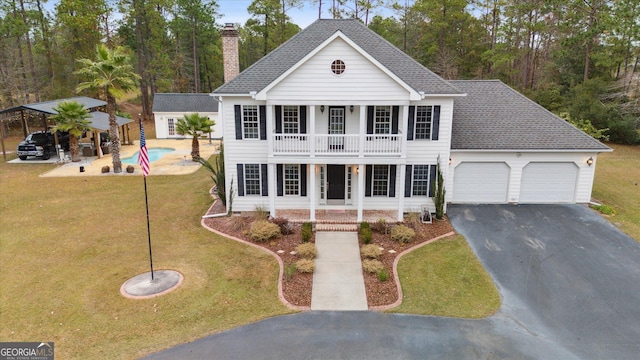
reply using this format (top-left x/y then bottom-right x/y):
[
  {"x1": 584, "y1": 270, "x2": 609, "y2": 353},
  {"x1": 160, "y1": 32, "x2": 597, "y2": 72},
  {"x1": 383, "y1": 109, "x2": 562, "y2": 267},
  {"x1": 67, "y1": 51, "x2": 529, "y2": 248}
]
[
  {"x1": 412, "y1": 165, "x2": 430, "y2": 196},
  {"x1": 244, "y1": 164, "x2": 261, "y2": 195},
  {"x1": 414, "y1": 106, "x2": 433, "y2": 140},
  {"x1": 372, "y1": 165, "x2": 389, "y2": 196},
  {"x1": 284, "y1": 164, "x2": 299, "y2": 195},
  {"x1": 243, "y1": 105, "x2": 259, "y2": 139},
  {"x1": 374, "y1": 106, "x2": 391, "y2": 134},
  {"x1": 283, "y1": 106, "x2": 299, "y2": 134}
]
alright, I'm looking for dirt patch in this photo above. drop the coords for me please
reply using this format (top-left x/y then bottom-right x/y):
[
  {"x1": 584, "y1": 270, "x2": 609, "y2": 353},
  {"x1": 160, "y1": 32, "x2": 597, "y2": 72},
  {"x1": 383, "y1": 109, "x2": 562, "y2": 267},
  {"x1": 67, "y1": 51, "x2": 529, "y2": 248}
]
[{"x1": 203, "y1": 200, "x2": 454, "y2": 308}]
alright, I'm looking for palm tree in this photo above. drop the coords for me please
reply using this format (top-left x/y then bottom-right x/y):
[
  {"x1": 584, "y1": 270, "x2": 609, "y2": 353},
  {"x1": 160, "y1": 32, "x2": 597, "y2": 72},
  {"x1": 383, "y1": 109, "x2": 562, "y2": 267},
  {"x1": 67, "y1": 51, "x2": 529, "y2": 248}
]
[
  {"x1": 75, "y1": 44, "x2": 139, "y2": 173},
  {"x1": 176, "y1": 113, "x2": 215, "y2": 161},
  {"x1": 51, "y1": 101, "x2": 92, "y2": 162}
]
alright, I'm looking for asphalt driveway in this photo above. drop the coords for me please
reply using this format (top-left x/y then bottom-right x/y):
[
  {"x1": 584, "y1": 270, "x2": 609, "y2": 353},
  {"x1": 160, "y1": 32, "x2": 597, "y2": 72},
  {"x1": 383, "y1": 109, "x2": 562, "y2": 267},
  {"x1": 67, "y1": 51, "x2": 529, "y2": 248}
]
[{"x1": 144, "y1": 205, "x2": 640, "y2": 359}]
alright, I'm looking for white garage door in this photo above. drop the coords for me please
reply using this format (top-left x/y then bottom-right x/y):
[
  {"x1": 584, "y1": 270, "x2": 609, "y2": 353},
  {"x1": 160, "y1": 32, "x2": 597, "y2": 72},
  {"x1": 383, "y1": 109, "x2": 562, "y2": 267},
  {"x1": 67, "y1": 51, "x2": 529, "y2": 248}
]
[
  {"x1": 453, "y1": 162, "x2": 510, "y2": 203},
  {"x1": 520, "y1": 162, "x2": 578, "y2": 203}
]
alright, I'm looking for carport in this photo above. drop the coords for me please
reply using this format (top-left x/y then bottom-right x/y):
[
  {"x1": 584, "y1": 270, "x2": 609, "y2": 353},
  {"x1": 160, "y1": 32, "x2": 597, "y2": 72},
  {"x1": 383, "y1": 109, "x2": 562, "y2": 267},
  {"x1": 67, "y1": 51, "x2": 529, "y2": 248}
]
[{"x1": 0, "y1": 96, "x2": 134, "y2": 160}]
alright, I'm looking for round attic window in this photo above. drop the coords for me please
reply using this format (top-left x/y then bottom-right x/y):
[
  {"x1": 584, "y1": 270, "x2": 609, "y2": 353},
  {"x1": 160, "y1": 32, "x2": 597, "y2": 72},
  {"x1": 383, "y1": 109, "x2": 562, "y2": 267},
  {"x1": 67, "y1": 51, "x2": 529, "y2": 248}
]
[{"x1": 331, "y1": 60, "x2": 345, "y2": 75}]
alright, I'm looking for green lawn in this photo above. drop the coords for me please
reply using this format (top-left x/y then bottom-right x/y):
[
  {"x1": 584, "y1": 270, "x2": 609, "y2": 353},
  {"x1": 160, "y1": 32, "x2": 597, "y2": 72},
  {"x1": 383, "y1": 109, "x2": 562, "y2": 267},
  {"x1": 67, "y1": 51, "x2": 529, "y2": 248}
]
[
  {"x1": 392, "y1": 235, "x2": 501, "y2": 318},
  {"x1": 0, "y1": 153, "x2": 292, "y2": 359},
  {"x1": 592, "y1": 144, "x2": 640, "y2": 242}
]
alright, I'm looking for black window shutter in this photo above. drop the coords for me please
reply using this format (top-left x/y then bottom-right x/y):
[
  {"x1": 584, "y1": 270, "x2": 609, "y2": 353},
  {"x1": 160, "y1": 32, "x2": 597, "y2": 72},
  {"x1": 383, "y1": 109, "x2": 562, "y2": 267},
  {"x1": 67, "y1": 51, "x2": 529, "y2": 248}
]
[
  {"x1": 391, "y1": 106, "x2": 399, "y2": 134},
  {"x1": 404, "y1": 165, "x2": 413, "y2": 197},
  {"x1": 429, "y1": 164, "x2": 437, "y2": 197},
  {"x1": 261, "y1": 163, "x2": 268, "y2": 196},
  {"x1": 432, "y1": 105, "x2": 441, "y2": 141},
  {"x1": 388, "y1": 165, "x2": 396, "y2": 197},
  {"x1": 300, "y1": 164, "x2": 307, "y2": 196},
  {"x1": 365, "y1": 165, "x2": 373, "y2": 197},
  {"x1": 276, "y1": 164, "x2": 283, "y2": 196},
  {"x1": 300, "y1": 106, "x2": 307, "y2": 134},
  {"x1": 234, "y1": 105, "x2": 242, "y2": 140},
  {"x1": 407, "y1": 106, "x2": 415, "y2": 141},
  {"x1": 259, "y1": 105, "x2": 267, "y2": 140},
  {"x1": 366, "y1": 106, "x2": 374, "y2": 134},
  {"x1": 237, "y1": 164, "x2": 245, "y2": 196},
  {"x1": 275, "y1": 105, "x2": 282, "y2": 134}
]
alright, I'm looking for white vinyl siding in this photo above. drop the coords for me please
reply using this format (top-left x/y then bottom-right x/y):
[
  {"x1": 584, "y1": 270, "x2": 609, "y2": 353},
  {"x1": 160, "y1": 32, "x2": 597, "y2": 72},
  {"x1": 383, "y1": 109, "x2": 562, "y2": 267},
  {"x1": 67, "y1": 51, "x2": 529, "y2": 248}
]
[
  {"x1": 267, "y1": 38, "x2": 410, "y2": 101},
  {"x1": 520, "y1": 162, "x2": 578, "y2": 203},
  {"x1": 453, "y1": 162, "x2": 510, "y2": 203}
]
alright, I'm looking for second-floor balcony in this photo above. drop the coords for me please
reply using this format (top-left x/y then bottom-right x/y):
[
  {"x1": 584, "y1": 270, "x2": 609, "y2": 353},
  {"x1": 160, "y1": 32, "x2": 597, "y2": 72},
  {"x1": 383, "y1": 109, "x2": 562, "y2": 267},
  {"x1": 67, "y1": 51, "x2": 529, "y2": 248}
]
[{"x1": 272, "y1": 133, "x2": 403, "y2": 156}]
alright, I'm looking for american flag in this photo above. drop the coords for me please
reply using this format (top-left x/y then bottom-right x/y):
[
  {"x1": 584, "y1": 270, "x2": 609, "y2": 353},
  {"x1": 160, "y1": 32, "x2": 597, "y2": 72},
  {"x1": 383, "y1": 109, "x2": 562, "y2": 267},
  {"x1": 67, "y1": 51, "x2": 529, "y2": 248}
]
[{"x1": 138, "y1": 120, "x2": 150, "y2": 176}]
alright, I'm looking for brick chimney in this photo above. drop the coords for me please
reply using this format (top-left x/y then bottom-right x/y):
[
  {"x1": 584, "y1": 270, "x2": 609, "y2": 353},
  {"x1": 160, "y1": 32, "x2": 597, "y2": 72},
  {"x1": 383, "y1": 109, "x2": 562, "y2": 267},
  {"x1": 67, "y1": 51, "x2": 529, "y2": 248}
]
[{"x1": 221, "y1": 23, "x2": 240, "y2": 83}]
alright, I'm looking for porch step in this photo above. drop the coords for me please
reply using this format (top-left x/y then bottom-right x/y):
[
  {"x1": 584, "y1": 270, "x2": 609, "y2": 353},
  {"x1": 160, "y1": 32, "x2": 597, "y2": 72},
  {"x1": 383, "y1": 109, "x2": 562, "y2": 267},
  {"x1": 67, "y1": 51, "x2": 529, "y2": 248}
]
[{"x1": 315, "y1": 223, "x2": 359, "y2": 232}]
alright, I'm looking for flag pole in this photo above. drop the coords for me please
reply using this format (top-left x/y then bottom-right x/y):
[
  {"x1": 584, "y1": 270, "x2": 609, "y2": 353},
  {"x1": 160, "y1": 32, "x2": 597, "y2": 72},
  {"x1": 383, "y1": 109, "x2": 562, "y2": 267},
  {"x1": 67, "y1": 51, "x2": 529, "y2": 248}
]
[
  {"x1": 143, "y1": 174, "x2": 154, "y2": 281},
  {"x1": 138, "y1": 114, "x2": 154, "y2": 281}
]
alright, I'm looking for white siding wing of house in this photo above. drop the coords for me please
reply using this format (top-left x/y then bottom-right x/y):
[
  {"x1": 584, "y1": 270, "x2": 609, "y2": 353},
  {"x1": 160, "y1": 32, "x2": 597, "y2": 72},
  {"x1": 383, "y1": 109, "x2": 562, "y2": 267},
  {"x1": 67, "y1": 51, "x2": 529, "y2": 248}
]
[{"x1": 267, "y1": 38, "x2": 410, "y2": 102}]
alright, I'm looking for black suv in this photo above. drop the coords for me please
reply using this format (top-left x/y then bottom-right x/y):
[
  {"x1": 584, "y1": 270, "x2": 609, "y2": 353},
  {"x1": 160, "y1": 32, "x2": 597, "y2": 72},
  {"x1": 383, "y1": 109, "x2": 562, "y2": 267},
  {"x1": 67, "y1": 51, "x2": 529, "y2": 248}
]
[{"x1": 16, "y1": 131, "x2": 70, "y2": 160}]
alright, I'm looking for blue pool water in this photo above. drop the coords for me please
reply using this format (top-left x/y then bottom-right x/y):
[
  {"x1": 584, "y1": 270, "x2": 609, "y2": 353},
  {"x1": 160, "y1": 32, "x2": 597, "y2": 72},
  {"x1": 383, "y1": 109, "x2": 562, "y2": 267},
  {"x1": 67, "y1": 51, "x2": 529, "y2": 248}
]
[{"x1": 121, "y1": 147, "x2": 175, "y2": 164}]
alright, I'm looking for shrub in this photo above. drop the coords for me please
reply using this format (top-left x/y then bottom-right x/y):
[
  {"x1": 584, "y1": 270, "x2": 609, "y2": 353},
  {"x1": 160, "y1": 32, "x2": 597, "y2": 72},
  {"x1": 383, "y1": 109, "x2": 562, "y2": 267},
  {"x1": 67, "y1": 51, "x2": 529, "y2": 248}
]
[
  {"x1": 271, "y1": 217, "x2": 293, "y2": 235},
  {"x1": 391, "y1": 225, "x2": 415, "y2": 243},
  {"x1": 372, "y1": 218, "x2": 388, "y2": 234},
  {"x1": 360, "y1": 244, "x2": 382, "y2": 259},
  {"x1": 295, "y1": 259, "x2": 315, "y2": 273},
  {"x1": 377, "y1": 268, "x2": 390, "y2": 282},
  {"x1": 592, "y1": 204, "x2": 615, "y2": 215},
  {"x1": 301, "y1": 222, "x2": 313, "y2": 243},
  {"x1": 249, "y1": 220, "x2": 281, "y2": 242},
  {"x1": 360, "y1": 222, "x2": 372, "y2": 244},
  {"x1": 284, "y1": 263, "x2": 296, "y2": 281},
  {"x1": 362, "y1": 259, "x2": 384, "y2": 273},
  {"x1": 296, "y1": 243, "x2": 317, "y2": 259}
]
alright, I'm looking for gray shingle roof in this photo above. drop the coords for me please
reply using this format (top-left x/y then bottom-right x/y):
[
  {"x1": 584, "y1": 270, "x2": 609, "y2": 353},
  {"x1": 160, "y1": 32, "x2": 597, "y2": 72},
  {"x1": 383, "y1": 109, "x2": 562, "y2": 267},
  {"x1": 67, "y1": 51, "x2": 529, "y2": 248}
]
[
  {"x1": 153, "y1": 93, "x2": 218, "y2": 113},
  {"x1": 450, "y1": 80, "x2": 610, "y2": 151},
  {"x1": 212, "y1": 19, "x2": 461, "y2": 95}
]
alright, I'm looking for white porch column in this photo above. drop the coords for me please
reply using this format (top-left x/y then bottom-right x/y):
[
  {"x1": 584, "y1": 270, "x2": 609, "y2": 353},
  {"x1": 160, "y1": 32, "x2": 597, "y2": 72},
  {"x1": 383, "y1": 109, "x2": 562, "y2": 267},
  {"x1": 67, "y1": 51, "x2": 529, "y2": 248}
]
[
  {"x1": 266, "y1": 104, "x2": 274, "y2": 157},
  {"x1": 401, "y1": 105, "x2": 409, "y2": 157},
  {"x1": 398, "y1": 164, "x2": 406, "y2": 221},
  {"x1": 309, "y1": 105, "x2": 316, "y2": 157},
  {"x1": 269, "y1": 163, "x2": 276, "y2": 218},
  {"x1": 357, "y1": 163, "x2": 365, "y2": 222},
  {"x1": 309, "y1": 164, "x2": 316, "y2": 221},
  {"x1": 359, "y1": 105, "x2": 366, "y2": 157}
]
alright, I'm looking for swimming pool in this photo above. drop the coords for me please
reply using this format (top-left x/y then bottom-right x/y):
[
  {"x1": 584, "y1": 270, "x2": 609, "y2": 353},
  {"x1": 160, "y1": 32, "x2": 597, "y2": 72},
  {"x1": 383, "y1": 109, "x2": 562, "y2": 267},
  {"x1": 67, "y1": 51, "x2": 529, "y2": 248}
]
[{"x1": 121, "y1": 147, "x2": 175, "y2": 164}]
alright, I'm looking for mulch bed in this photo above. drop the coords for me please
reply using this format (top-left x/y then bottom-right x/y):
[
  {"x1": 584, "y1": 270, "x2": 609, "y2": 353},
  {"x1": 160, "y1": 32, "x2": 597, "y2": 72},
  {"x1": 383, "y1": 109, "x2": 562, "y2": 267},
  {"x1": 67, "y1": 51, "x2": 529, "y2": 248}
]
[{"x1": 203, "y1": 200, "x2": 454, "y2": 308}]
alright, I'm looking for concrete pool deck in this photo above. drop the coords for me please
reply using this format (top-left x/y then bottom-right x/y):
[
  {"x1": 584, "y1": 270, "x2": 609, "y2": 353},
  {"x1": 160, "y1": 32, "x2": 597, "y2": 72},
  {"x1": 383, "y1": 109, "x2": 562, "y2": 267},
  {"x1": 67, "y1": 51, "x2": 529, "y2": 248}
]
[{"x1": 36, "y1": 139, "x2": 220, "y2": 177}]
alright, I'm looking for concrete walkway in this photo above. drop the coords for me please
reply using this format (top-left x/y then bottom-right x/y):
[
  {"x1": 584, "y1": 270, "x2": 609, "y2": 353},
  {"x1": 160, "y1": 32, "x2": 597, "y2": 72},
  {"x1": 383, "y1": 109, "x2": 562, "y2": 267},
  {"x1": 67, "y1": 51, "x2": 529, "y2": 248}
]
[{"x1": 311, "y1": 232, "x2": 368, "y2": 311}]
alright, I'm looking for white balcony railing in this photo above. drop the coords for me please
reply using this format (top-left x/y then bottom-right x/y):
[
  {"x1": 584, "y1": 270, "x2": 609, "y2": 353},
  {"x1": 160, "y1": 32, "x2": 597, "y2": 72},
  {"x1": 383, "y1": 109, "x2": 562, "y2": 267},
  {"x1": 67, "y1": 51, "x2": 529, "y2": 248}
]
[{"x1": 272, "y1": 133, "x2": 402, "y2": 156}]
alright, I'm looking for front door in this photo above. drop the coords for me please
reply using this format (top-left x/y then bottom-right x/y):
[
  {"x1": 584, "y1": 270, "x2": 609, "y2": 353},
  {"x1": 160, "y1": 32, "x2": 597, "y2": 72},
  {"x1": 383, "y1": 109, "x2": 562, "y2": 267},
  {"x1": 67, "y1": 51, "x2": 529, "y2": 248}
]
[
  {"x1": 327, "y1": 164, "x2": 345, "y2": 204},
  {"x1": 328, "y1": 107, "x2": 345, "y2": 150}
]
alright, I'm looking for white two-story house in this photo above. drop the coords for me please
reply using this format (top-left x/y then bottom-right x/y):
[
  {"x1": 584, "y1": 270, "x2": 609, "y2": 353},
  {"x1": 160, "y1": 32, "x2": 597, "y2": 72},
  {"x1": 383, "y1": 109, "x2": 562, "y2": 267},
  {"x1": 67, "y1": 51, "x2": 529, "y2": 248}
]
[{"x1": 212, "y1": 19, "x2": 610, "y2": 222}]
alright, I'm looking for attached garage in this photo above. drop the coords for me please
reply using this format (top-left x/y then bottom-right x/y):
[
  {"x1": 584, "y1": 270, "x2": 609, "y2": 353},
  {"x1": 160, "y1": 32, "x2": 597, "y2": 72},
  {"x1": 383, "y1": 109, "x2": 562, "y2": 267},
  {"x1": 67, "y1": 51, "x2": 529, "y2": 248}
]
[
  {"x1": 520, "y1": 162, "x2": 578, "y2": 203},
  {"x1": 453, "y1": 162, "x2": 510, "y2": 203}
]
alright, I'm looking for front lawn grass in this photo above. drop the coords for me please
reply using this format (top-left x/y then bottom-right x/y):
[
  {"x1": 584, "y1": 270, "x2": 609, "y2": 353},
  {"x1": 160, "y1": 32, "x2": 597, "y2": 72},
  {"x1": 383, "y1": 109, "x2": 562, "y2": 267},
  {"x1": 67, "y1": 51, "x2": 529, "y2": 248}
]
[
  {"x1": 0, "y1": 156, "x2": 292, "y2": 359},
  {"x1": 592, "y1": 144, "x2": 640, "y2": 242},
  {"x1": 392, "y1": 235, "x2": 501, "y2": 318}
]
